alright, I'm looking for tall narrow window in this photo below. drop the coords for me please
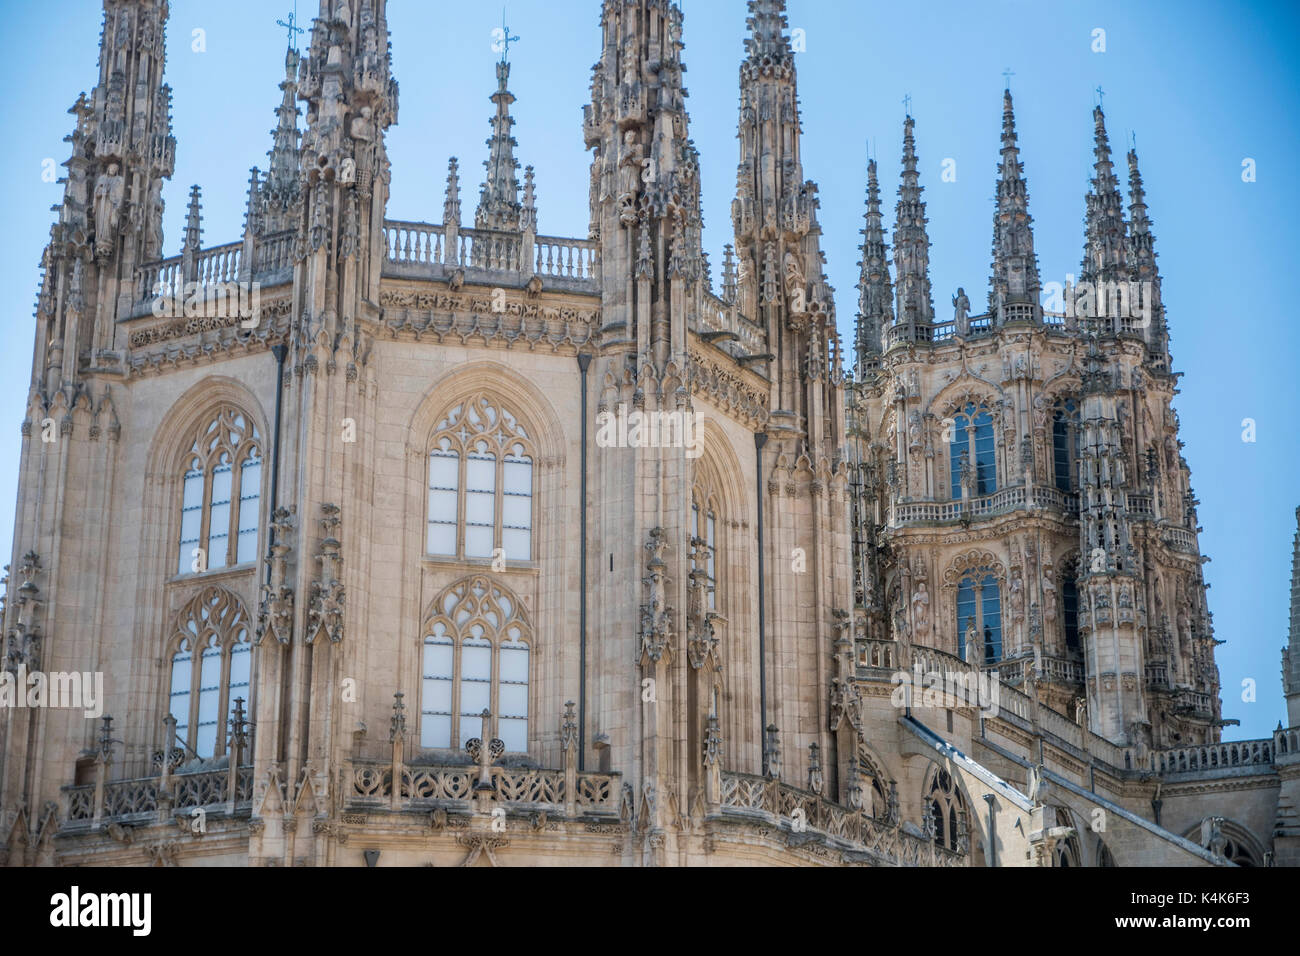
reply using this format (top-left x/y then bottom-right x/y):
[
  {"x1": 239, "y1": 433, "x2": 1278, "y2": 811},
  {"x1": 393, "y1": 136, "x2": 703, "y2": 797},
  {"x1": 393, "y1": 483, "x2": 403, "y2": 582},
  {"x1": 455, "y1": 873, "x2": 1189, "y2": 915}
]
[
  {"x1": 166, "y1": 586, "x2": 253, "y2": 760},
  {"x1": 691, "y1": 498, "x2": 719, "y2": 611},
  {"x1": 949, "y1": 402, "x2": 996, "y2": 498},
  {"x1": 175, "y1": 406, "x2": 263, "y2": 575},
  {"x1": 1052, "y1": 398, "x2": 1080, "y2": 492},
  {"x1": 426, "y1": 396, "x2": 534, "y2": 562},
  {"x1": 1062, "y1": 569, "x2": 1080, "y2": 654},
  {"x1": 419, "y1": 576, "x2": 532, "y2": 753},
  {"x1": 956, "y1": 572, "x2": 1002, "y2": 664}
]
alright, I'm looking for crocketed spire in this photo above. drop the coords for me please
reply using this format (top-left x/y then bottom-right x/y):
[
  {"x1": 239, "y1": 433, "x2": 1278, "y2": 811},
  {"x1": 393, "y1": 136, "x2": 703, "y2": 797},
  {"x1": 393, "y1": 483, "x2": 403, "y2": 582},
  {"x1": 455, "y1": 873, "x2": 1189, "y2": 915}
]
[
  {"x1": 989, "y1": 89, "x2": 1041, "y2": 324},
  {"x1": 892, "y1": 115, "x2": 934, "y2": 331},
  {"x1": 475, "y1": 60, "x2": 522, "y2": 232},
  {"x1": 1081, "y1": 105, "x2": 1128, "y2": 288},
  {"x1": 855, "y1": 158, "x2": 893, "y2": 372}
]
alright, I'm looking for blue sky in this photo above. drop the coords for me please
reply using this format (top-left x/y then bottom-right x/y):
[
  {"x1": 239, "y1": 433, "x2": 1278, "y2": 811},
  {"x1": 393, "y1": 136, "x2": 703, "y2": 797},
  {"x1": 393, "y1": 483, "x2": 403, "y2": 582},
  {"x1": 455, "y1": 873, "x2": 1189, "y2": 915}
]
[{"x1": 1, "y1": 1, "x2": 1296, "y2": 739}]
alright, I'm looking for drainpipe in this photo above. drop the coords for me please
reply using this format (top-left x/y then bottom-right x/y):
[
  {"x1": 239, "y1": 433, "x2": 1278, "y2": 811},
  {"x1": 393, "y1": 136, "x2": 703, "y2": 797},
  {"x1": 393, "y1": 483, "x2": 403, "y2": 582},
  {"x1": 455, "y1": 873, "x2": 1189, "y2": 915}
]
[
  {"x1": 755, "y1": 432, "x2": 768, "y2": 774},
  {"x1": 577, "y1": 353, "x2": 591, "y2": 771}
]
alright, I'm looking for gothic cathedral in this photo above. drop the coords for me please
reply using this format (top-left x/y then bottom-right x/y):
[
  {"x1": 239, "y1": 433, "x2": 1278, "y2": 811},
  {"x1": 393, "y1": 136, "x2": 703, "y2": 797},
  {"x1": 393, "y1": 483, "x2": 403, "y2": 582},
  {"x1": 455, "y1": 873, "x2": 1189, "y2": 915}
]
[{"x1": 1, "y1": 0, "x2": 1296, "y2": 868}]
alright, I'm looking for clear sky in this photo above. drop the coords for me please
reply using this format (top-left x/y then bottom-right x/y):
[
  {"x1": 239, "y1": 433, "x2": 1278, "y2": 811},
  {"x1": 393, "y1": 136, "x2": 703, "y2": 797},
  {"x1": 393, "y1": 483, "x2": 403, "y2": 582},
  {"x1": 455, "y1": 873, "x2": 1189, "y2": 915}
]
[{"x1": 1, "y1": 1, "x2": 1296, "y2": 740}]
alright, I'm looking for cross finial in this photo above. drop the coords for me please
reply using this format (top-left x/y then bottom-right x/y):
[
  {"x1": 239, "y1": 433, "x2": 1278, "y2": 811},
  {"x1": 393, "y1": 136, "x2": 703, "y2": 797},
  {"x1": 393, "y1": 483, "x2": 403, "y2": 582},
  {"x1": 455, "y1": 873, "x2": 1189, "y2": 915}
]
[
  {"x1": 276, "y1": 7, "x2": 305, "y2": 50},
  {"x1": 496, "y1": 8, "x2": 520, "y2": 63},
  {"x1": 902, "y1": 93, "x2": 912, "y2": 117},
  {"x1": 1002, "y1": 68, "x2": 1015, "y2": 90},
  {"x1": 1095, "y1": 85, "x2": 1105, "y2": 109}
]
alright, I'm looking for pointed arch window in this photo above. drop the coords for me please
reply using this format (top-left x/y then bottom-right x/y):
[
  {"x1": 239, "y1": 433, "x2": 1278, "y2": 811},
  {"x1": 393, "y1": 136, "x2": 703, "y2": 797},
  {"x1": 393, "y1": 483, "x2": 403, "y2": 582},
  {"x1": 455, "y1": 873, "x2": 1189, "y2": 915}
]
[
  {"x1": 949, "y1": 403, "x2": 996, "y2": 497},
  {"x1": 427, "y1": 395, "x2": 534, "y2": 562},
  {"x1": 167, "y1": 586, "x2": 253, "y2": 760},
  {"x1": 926, "y1": 768, "x2": 968, "y2": 852},
  {"x1": 1052, "y1": 398, "x2": 1081, "y2": 492},
  {"x1": 957, "y1": 573, "x2": 1002, "y2": 664},
  {"x1": 420, "y1": 576, "x2": 531, "y2": 753},
  {"x1": 177, "y1": 406, "x2": 263, "y2": 575}
]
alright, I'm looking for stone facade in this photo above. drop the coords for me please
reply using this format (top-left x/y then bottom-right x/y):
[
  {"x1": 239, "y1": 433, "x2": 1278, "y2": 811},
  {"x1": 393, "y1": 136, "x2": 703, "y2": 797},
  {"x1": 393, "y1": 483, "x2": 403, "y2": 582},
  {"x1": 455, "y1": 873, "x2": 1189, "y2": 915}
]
[{"x1": 0, "y1": 0, "x2": 1295, "y2": 868}]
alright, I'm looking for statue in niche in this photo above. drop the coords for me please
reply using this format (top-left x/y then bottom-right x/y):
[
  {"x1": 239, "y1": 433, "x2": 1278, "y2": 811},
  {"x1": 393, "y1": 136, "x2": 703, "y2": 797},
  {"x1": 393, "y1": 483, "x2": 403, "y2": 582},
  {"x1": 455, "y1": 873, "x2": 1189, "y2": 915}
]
[
  {"x1": 1042, "y1": 566, "x2": 1057, "y2": 622},
  {"x1": 911, "y1": 583, "x2": 930, "y2": 640},
  {"x1": 93, "y1": 163, "x2": 125, "y2": 255}
]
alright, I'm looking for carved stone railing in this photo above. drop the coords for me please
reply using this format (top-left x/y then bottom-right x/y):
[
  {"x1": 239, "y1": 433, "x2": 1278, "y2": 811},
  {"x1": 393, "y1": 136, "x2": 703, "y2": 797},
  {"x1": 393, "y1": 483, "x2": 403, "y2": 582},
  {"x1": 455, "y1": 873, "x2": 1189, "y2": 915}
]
[
  {"x1": 856, "y1": 638, "x2": 897, "y2": 671},
  {"x1": 1159, "y1": 525, "x2": 1199, "y2": 555},
  {"x1": 1148, "y1": 739, "x2": 1274, "y2": 775},
  {"x1": 1127, "y1": 493, "x2": 1154, "y2": 518},
  {"x1": 346, "y1": 759, "x2": 621, "y2": 817},
  {"x1": 252, "y1": 228, "x2": 295, "y2": 275},
  {"x1": 997, "y1": 655, "x2": 1084, "y2": 687},
  {"x1": 381, "y1": 219, "x2": 600, "y2": 293},
  {"x1": 1146, "y1": 661, "x2": 1170, "y2": 689},
  {"x1": 695, "y1": 291, "x2": 767, "y2": 359},
  {"x1": 62, "y1": 766, "x2": 254, "y2": 828},
  {"x1": 718, "y1": 772, "x2": 966, "y2": 867},
  {"x1": 534, "y1": 234, "x2": 600, "y2": 282},
  {"x1": 1274, "y1": 726, "x2": 1300, "y2": 758},
  {"x1": 891, "y1": 485, "x2": 1078, "y2": 527},
  {"x1": 133, "y1": 241, "x2": 244, "y2": 309}
]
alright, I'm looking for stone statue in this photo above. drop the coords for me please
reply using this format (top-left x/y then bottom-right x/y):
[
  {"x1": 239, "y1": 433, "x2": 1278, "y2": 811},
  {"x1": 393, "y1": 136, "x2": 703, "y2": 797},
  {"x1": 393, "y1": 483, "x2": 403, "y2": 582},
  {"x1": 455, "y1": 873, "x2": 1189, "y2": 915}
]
[
  {"x1": 1042, "y1": 566, "x2": 1057, "y2": 622},
  {"x1": 911, "y1": 583, "x2": 930, "y2": 639},
  {"x1": 93, "y1": 163, "x2": 125, "y2": 255},
  {"x1": 952, "y1": 287, "x2": 970, "y2": 334},
  {"x1": 964, "y1": 617, "x2": 981, "y2": 666},
  {"x1": 1009, "y1": 573, "x2": 1024, "y2": 623}
]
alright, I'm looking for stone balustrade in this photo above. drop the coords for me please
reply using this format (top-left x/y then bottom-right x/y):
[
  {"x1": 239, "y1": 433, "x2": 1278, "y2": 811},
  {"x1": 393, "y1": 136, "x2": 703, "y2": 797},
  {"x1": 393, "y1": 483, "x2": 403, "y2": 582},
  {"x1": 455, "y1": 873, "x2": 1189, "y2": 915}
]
[
  {"x1": 1148, "y1": 739, "x2": 1275, "y2": 774},
  {"x1": 718, "y1": 771, "x2": 966, "y2": 866},
  {"x1": 891, "y1": 485, "x2": 1079, "y2": 527},
  {"x1": 346, "y1": 759, "x2": 621, "y2": 817},
  {"x1": 382, "y1": 219, "x2": 601, "y2": 291},
  {"x1": 62, "y1": 765, "x2": 254, "y2": 828}
]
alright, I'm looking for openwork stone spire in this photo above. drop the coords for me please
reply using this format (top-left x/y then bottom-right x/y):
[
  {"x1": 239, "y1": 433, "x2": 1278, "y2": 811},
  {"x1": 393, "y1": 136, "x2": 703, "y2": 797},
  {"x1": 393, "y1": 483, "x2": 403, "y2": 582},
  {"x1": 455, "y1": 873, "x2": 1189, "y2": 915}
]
[
  {"x1": 1081, "y1": 105, "x2": 1128, "y2": 287},
  {"x1": 259, "y1": 44, "x2": 302, "y2": 234},
  {"x1": 892, "y1": 115, "x2": 934, "y2": 332},
  {"x1": 745, "y1": 0, "x2": 791, "y2": 59},
  {"x1": 1285, "y1": 507, "x2": 1300, "y2": 725},
  {"x1": 443, "y1": 157, "x2": 462, "y2": 226},
  {"x1": 855, "y1": 158, "x2": 892, "y2": 374},
  {"x1": 989, "y1": 90, "x2": 1041, "y2": 324},
  {"x1": 475, "y1": 60, "x2": 522, "y2": 233},
  {"x1": 1126, "y1": 146, "x2": 1168, "y2": 356}
]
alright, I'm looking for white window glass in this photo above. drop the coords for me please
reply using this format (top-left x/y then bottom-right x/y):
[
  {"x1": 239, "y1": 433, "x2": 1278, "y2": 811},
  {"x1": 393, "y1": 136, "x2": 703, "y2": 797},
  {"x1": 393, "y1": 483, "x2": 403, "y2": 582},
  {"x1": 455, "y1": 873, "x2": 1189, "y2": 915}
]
[
  {"x1": 178, "y1": 469, "x2": 204, "y2": 574},
  {"x1": 501, "y1": 453, "x2": 532, "y2": 560},
  {"x1": 421, "y1": 631, "x2": 454, "y2": 748},
  {"x1": 499, "y1": 637, "x2": 529, "y2": 752},
  {"x1": 458, "y1": 634, "x2": 492, "y2": 746},
  {"x1": 169, "y1": 647, "x2": 193, "y2": 746},
  {"x1": 235, "y1": 457, "x2": 261, "y2": 564},
  {"x1": 227, "y1": 633, "x2": 251, "y2": 740},
  {"x1": 427, "y1": 445, "x2": 460, "y2": 555},
  {"x1": 207, "y1": 457, "x2": 233, "y2": 570},
  {"x1": 195, "y1": 638, "x2": 222, "y2": 758},
  {"x1": 464, "y1": 451, "x2": 496, "y2": 558}
]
